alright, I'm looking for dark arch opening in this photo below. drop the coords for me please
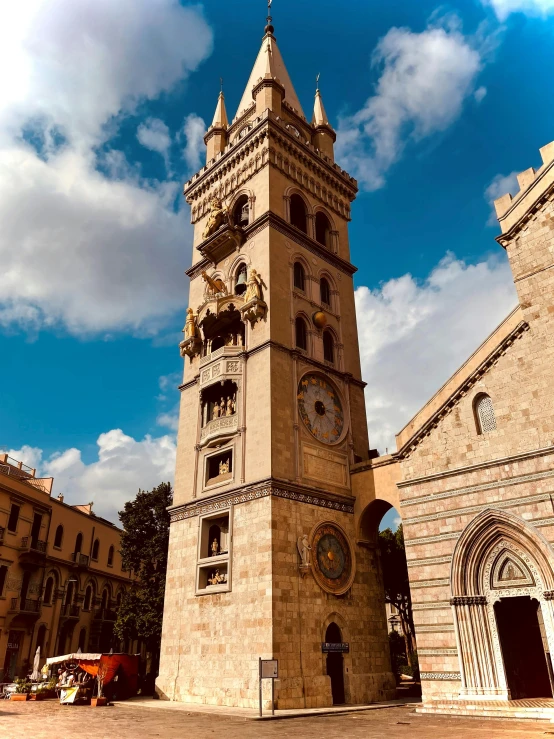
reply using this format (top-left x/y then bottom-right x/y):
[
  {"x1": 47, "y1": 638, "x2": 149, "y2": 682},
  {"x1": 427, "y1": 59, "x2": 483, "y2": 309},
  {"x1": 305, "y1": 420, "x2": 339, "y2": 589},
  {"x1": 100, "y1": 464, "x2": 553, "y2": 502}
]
[
  {"x1": 325, "y1": 622, "x2": 345, "y2": 704},
  {"x1": 295, "y1": 317, "x2": 307, "y2": 351},
  {"x1": 290, "y1": 194, "x2": 307, "y2": 233},
  {"x1": 323, "y1": 329, "x2": 334, "y2": 364},
  {"x1": 315, "y1": 212, "x2": 331, "y2": 248},
  {"x1": 107, "y1": 546, "x2": 114, "y2": 567},
  {"x1": 92, "y1": 538, "x2": 99, "y2": 560},
  {"x1": 78, "y1": 627, "x2": 86, "y2": 652},
  {"x1": 54, "y1": 525, "x2": 63, "y2": 548},
  {"x1": 36, "y1": 624, "x2": 47, "y2": 654},
  {"x1": 320, "y1": 278, "x2": 331, "y2": 307},
  {"x1": 44, "y1": 576, "x2": 55, "y2": 605},
  {"x1": 234, "y1": 263, "x2": 248, "y2": 295},
  {"x1": 232, "y1": 195, "x2": 249, "y2": 227},
  {"x1": 84, "y1": 584, "x2": 93, "y2": 611},
  {"x1": 293, "y1": 262, "x2": 305, "y2": 291},
  {"x1": 74, "y1": 533, "x2": 83, "y2": 555}
]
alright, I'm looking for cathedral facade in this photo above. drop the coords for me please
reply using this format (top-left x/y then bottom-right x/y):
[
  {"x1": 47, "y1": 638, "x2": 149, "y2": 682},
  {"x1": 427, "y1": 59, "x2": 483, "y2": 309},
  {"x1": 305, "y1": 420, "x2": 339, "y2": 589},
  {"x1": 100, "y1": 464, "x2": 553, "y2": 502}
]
[{"x1": 156, "y1": 18, "x2": 395, "y2": 709}]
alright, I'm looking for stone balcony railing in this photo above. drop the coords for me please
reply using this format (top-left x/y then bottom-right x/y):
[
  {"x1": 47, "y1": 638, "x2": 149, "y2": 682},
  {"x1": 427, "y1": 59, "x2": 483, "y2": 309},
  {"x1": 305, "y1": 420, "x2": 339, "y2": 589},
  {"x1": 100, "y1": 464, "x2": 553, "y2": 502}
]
[
  {"x1": 10, "y1": 597, "x2": 41, "y2": 614},
  {"x1": 71, "y1": 552, "x2": 90, "y2": 568},
  {"x1": 20, "y1": 536, "x2": 47, "y2": 554},
  {"x1": 200, "y1": 414, "x2": 239, "y2": 443},
  {"x1": 199, "y1": 344, "x2": 243, "y2": 369}
]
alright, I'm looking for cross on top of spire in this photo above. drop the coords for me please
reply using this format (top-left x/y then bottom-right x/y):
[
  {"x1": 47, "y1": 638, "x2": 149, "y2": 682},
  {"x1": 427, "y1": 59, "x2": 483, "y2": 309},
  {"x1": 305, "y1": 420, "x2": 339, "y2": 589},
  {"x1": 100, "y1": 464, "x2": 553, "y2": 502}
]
[{"x1": 265, "y1": 0, "x2": 274, "y2": 36}]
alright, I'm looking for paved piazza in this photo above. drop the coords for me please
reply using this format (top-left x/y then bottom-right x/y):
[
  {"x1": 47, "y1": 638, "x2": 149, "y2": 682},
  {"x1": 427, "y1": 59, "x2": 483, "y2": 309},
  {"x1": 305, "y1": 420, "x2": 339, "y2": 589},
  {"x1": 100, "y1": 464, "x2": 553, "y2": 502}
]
[{"x1": 2, "y1": 701, "x2": 554, "y2": 739}]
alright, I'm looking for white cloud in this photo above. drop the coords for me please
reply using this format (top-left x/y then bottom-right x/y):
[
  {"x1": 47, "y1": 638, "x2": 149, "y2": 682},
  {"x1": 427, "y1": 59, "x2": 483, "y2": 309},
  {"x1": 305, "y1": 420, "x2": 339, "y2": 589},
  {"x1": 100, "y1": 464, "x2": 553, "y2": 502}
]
[
  {"x1": 156, "y1": 408, "x2": 180, "y2": 432},
  {"x1": 182, "y1": 113, "x2": 206, "y2": 172},
  {"x1": 336, "y1": 18, "x2": 483, "y2": 190},
  {"x1": 356, "y1": 253, "x2": 518, "y2": 454},
  {"x1": 474, "y1": 86, "x2": 488, "y2": 103},
  {"x1": 137, "y1": 118, "x2": 172, "y2": 158},
  {"x1": 485, "y1": 171, "x2": 519, "y2": 225},
  {"x1": 7, "y1": 429, "x2": 176, "y2": 524},
  {"x1": 484, "y1": 0, "x2": 554, "y2": 19},
  {"x1": 0, "y1": 0, "x2": 213, "y2": 335}
]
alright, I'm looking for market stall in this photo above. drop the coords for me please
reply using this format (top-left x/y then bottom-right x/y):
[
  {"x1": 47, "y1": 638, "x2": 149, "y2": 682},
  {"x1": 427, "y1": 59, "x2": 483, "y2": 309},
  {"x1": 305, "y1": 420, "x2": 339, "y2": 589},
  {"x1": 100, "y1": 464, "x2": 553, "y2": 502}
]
[{"x1": 46, "y1": 653, "x2": 139, "y2": 703}]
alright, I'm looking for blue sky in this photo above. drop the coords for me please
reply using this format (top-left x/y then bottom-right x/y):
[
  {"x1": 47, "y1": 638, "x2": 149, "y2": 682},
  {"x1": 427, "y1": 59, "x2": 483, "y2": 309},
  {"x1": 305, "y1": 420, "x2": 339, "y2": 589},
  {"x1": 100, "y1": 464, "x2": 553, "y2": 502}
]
[{"x1": 1, "y1": 0, "x2": 553, "y2": 524}]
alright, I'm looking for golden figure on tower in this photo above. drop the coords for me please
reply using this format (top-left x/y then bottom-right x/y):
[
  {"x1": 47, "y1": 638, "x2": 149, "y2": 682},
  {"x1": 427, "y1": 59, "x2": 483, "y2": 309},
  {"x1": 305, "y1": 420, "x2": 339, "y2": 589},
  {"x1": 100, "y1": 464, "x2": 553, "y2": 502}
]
[{"x1": 202, "y1": 197, "x2": 228, "y2": 239}]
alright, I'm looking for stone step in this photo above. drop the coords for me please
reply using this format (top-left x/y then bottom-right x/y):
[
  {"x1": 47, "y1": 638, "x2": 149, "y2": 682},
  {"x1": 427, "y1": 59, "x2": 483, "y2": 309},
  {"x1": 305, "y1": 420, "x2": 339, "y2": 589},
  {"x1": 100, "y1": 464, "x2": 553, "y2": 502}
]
[{"x1": 418, "y1": 699, "x2": 554, "y2": 722}]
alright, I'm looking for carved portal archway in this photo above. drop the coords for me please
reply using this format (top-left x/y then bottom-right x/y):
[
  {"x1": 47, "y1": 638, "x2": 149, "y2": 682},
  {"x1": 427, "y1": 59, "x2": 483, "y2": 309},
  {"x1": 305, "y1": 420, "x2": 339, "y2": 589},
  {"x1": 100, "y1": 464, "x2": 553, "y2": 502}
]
[{"x1": 451, "y1": 508, "x2": 554, "y2": 700}]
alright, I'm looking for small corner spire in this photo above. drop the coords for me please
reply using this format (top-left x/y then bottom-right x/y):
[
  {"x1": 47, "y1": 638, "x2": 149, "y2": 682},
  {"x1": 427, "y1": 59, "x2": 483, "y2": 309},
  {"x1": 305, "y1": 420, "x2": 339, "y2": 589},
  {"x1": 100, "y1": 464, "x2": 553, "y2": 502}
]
[
  {"x1": 211, "y1": 85, "x2": 228, "y2": 129},
  {"x1": 312, "y1": 81, "x2": 330, "y2": 127}
]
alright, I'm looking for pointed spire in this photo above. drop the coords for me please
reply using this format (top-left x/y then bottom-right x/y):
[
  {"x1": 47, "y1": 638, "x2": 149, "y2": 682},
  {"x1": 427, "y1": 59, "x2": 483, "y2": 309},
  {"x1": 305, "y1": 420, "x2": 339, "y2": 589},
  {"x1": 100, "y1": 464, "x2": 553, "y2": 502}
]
[
  {"x1": 312, "y1": 89, "x2": 329, "y2": 127},
  {"x1": 211, "y1": 90, "x2": 228, "y2": 129},
  {"x1": 234, "y1": 30, "x2": 305, "y2": 120}
]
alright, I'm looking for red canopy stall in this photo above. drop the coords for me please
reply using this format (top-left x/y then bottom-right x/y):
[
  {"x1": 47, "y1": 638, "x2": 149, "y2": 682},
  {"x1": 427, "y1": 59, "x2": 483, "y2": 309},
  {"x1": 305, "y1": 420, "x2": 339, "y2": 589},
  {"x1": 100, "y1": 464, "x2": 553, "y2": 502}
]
[{"x1": 46, "y1": 653, "x2": 139, "y2": 697}]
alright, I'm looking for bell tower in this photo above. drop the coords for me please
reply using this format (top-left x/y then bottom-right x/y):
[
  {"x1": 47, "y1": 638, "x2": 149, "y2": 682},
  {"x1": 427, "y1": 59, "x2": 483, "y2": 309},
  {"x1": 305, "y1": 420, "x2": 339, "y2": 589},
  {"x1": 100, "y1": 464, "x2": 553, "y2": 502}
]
[{"x1": 157, "y1": 12, "x2": 395, "y2": 709}]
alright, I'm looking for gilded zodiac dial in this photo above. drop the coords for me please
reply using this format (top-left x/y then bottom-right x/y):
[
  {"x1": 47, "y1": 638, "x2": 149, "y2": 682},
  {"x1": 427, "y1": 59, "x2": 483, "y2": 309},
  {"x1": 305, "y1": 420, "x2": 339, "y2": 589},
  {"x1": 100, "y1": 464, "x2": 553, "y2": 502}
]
[
  {"x1": 297, "y1": 374, "x2": 344, "y2": 445},
  {"x1": 311, "y1": 523, "x2": 354, "y2": 595}
]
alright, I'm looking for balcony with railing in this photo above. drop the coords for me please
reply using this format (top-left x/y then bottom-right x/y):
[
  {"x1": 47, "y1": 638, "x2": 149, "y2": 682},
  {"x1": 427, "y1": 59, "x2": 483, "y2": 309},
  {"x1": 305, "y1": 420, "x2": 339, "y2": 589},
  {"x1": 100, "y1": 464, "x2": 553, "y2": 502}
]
[
  {"x1": 9, "y1": 597, "x2": 41, "y2": 615},
  {"x1": 61, "y1": 603, "x2": 80, "y2": 619},
  {"x1": 71, "y1": 552, "x2": 90, "y2": 568},
  {"x1": 0, "y1": 453, "x2": 54, "y2": 494},
  {"x1": 20, "y1": 536, "x2": 47, "y2": 553}
]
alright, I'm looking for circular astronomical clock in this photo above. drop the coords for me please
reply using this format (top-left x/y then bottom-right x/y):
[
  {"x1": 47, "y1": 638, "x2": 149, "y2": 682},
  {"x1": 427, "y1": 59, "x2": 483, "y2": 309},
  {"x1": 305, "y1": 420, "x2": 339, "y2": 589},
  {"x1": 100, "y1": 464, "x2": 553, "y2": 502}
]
[
  {"x1": 297, "y1": 373, "x2": 345, "y2": 445},
  {"x1": 311, "y1": 522, "x2": 354, "y2": 595}
]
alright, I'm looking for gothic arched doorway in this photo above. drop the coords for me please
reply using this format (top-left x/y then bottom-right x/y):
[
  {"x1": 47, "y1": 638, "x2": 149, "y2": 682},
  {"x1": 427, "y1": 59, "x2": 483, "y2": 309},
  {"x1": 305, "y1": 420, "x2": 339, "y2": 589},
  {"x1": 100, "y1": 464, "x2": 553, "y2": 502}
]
[
  {"x1": 451, "y1": 508, "x2": 554, "y2": 701},
  {"x1": 325, "y1": 622, "x2": 345, "y2": 704}
]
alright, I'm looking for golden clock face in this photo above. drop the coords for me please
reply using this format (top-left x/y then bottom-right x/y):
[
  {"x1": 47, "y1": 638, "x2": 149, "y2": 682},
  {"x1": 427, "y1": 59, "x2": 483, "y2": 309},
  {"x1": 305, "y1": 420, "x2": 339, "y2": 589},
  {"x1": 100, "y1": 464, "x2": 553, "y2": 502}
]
[
  {"x1": 297, "y1": 374, "x2": 344, "y2": 445},
  {"x1": 312, "y1": 523, "x2": 354, "y2": 595}
]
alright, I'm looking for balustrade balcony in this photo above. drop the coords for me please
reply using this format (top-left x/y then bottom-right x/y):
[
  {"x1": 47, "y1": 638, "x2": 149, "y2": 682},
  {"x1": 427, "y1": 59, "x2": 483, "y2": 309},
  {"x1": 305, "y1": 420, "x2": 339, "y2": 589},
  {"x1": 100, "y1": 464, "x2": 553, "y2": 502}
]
[
  {"x1": 71, "y1": 552, "x2": 90, "y2": 568},
  {"x1": 9, "y1": 597, "x2": 41, "y2": 614}
]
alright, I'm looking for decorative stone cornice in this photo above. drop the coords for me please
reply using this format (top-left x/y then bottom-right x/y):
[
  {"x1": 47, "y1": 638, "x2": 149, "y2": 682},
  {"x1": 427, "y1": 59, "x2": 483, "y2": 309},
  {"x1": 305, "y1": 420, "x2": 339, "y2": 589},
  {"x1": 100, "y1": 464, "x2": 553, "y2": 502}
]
[
  {"x1": 168, "y1": 478, "x2": 355, "y2": 522},
  {"x1": 420, "y1": 672, "x2": 461, "y2": 681},
  {"x1": 450, "y1": 595, "x2": 487, "y2": 606},
  {"x1": 396, "y1": 319, "x2": 529, "y2": 459}
]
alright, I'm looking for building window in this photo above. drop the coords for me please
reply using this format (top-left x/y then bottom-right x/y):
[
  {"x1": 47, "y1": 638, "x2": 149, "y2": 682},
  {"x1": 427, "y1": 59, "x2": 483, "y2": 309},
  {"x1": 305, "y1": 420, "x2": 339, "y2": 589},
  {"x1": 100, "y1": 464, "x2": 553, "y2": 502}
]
[
  {"x1": 107, "y1": 546, "x2": 114, "y2": 567},
  {"x1": 53, "y1": 525, "x2": 63, "y2": 549},
  {"x1": 196, "y1": 509, "x2": 232, "y2": 595},
  {"x1": 295, "y1": 317, "x2": 308, "y2": 351},
  {"x1": 315, "y1": 212, "x2": 331, "y2": 248},
  {"x1": 74, "y1": 533, "x2": 83, "y2": 555},
  {"x1": 475, "y1": 394, "x2": 497, "y2": 434},
  {"x1": 320, "y1": 278, "x2": 331, "y2": 307},
  {"x1": 232, "y1": 195, "x2": 249, "y2": 227},
  {"x1": 36, "y1": 624, "x2": 47, "y2": 653},
  {"x1": 78, "y1": 627, "x2": 86, "y2": 652},
  {"x1": 290, "y1": 194, "x2": 307, "y2": 233},
  {"x1": 44, "y1": 576, "x2": 55, "y2": 605},
  {"x1": 92, "y1": 539, "x2": 100, "y2": 561},
  {"x1": 101, "y1": 588, "x2": 109, "y2": 611},
  {"x1": 205, "y1": 449, "x2": 233, "y2": 488},
  {"x1": 83, "y1": 585, "x2": 93, "y2": 611},
  {"x1": 7, "y1": 504, "x2": 20, "y2": 533},
  {"x1": 234, "y1": 263, "x2": 248, "y2": 295},
  {"x1": 293, "y1": 261, "x2": 305, "y2": 291},
  {"x1": 323, "y1": 330, "x2": 335, "y2": 364},
  {"x1": 0, "y1": 565, "x2": 7, "y2": 597}
]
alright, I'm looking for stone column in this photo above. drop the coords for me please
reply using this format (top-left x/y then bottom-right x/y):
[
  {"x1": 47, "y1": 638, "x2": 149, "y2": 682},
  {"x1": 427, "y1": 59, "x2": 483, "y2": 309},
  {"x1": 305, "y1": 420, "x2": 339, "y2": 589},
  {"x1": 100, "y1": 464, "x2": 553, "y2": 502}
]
[{"x1": 451, "y1": 595, "x2": 506, "y2": 699}]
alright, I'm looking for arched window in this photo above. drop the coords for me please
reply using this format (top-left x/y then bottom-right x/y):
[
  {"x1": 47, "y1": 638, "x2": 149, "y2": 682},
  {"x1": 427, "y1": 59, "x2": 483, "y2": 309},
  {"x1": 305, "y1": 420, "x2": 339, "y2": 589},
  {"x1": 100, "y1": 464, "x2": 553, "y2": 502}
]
[
  {"x1": 116, "y1": 591, "x2": 122, "y2": 609},
  {"x1": 65, "y1": 579, "x2": 77, "y2": 606},
  {"x1": 54, "y1": 525, "x2": 63, "y2": 549},
  {"x1": 315, "y1": 212, "x2": 331, "y2": 248},
  {"x1": 84, "y1": 585, "x2": 93, "y2": 611},
  {"x1": 475, "y1": 394, "x2": 497, "y2": 434},
  {"x1": 293, "y1": 261, "x2": 305, "y2": 291},
  {"x1": 44, "y1": 576, "x2": 55, "y2": 605},
  {"x1": 232, "y1": 194, "x2": 249, "y2": 227},
  {"x1": 78, "y1": 627, "x2": 86, "y2": 652},
  {"x1": 290, "y1": 194, "x2": 307, "y2": 233},
  {"x1": 323, "y1": 330, "x2": 335, "y2": 364},
  {"x1": 74, "y1": 533, "x2": 83, "y2": 555},
  {"x1": 92, "y1": 539, "x2": 99, "y2": 561},
  {"x1": 295, "y1": 317, "x2": 308, "y2": 351},
  {"x1": 320, "y1": 278, "x2": 331, "y2": 307},
  {"x1": 36, "y1": 624, "x2": 47, "y2": 654},
  {"x1": 234, "y1": 263, "x2": 248, "y2": 295},
  {"x1": 107, "y1": 545, "x2": 114, "y2": 567},
  {"x1": 101, "y1": 588, "x2": 109, "y2": 611}
]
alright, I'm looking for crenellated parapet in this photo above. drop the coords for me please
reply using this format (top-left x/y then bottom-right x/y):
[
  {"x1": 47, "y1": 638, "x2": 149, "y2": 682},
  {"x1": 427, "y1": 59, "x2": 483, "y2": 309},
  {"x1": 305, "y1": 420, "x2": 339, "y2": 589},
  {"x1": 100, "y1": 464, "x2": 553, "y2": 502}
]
[{"x1": 494, "y1": 140, "x2": 554, "y2": 242}]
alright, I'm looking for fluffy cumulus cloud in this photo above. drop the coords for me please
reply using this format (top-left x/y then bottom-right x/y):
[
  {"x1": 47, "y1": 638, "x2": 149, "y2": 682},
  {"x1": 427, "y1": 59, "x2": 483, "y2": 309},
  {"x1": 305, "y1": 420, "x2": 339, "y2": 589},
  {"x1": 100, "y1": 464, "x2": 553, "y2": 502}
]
[
  {"x1": 181, "y1": 113, "x2": 207, "y2": 172},
  {"x1": 7, "y1": 430, "x2": 177, "y2": 524},
  {"x1": 137, "y1": 118, "x2": 172, "y2": 158},
  {"x1": 483, "y1": 0, "x2": 554, "y2": 19},
  {"x1": 356, "y1": 253, "x2": 518, "y2": 453},
  {"x1": 336, "y1": 17, "x2": 484, "y2": 190},
  {"x1": 0, "y1": 0, "x2": 213, "y2": 335},
  {"x1": 485, "y1": 171, "x2": 520, "y2": 225}
]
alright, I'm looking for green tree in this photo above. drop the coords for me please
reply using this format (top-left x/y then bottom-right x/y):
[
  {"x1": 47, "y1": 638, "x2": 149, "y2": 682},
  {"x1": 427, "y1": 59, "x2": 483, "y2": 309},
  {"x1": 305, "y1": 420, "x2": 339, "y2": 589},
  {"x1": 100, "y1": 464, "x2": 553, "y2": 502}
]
[
  {"x1": 378, "y1": 524, "x2": 417, "y2": 672},
  {"x1": 113, "y1": 482, "x2": 172, "y2": 674}
]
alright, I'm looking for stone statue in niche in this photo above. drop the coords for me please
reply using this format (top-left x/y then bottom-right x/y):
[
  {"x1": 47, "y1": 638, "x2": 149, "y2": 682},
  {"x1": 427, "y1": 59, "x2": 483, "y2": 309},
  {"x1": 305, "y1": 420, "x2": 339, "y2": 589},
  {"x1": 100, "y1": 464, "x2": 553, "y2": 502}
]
[
  {"x1": 202, "y1": 197, "x2": 228, "y2": 240},
  {"x1": 226, "y1": 395, "x2": 236, "y2": 416},
  {"x1": 184, "y1": 307, "x2": 199, "y2": 339},
  {"x1": 207, "y1": 569, "x2": 227, "y2": 586},
  {"x1": 211, "y1": 538, "x2": 219, "y2": 557},
  {"x1": 243, "y1": 268, "x2": 263, "y2": 303},
  {"x1": 219, "y1": 459, "x2": 230, "y2": 475},
  {"x1": 296, "y1": 534, "x2": 312, "y2": 569},
  {"x1": 212, "y1": 401, "x2": 220, "y2": 420}
]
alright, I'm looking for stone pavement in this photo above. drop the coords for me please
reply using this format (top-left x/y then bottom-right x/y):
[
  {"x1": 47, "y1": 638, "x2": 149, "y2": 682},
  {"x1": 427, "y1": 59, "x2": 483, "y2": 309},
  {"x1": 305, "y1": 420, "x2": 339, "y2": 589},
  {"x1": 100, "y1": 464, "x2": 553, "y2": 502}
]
[{"x1": 3, "y1": 699, "x2": 554, "y2": 739}]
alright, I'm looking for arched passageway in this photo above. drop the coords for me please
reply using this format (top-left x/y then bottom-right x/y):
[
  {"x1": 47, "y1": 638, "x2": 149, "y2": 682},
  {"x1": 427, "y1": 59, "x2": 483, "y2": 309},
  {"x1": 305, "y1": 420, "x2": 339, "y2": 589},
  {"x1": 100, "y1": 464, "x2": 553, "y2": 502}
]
[{"x1": 325, "y1": 622, "x2": 345, "y2": 704}]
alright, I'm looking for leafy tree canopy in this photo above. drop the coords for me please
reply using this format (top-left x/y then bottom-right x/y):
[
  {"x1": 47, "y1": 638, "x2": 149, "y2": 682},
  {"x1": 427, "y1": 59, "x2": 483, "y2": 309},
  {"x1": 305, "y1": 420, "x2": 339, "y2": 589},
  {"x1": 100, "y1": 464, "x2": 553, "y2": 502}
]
[{"x1": 113, "y1": 482, "x2": 172, "y2": 655}]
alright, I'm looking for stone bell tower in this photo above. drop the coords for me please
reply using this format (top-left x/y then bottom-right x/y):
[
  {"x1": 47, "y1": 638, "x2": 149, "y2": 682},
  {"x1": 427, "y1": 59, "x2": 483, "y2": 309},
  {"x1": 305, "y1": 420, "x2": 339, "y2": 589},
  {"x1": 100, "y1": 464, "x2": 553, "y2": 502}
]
[{"x1": 156, "y1": 12, "x2": 395, "y2": 709}]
